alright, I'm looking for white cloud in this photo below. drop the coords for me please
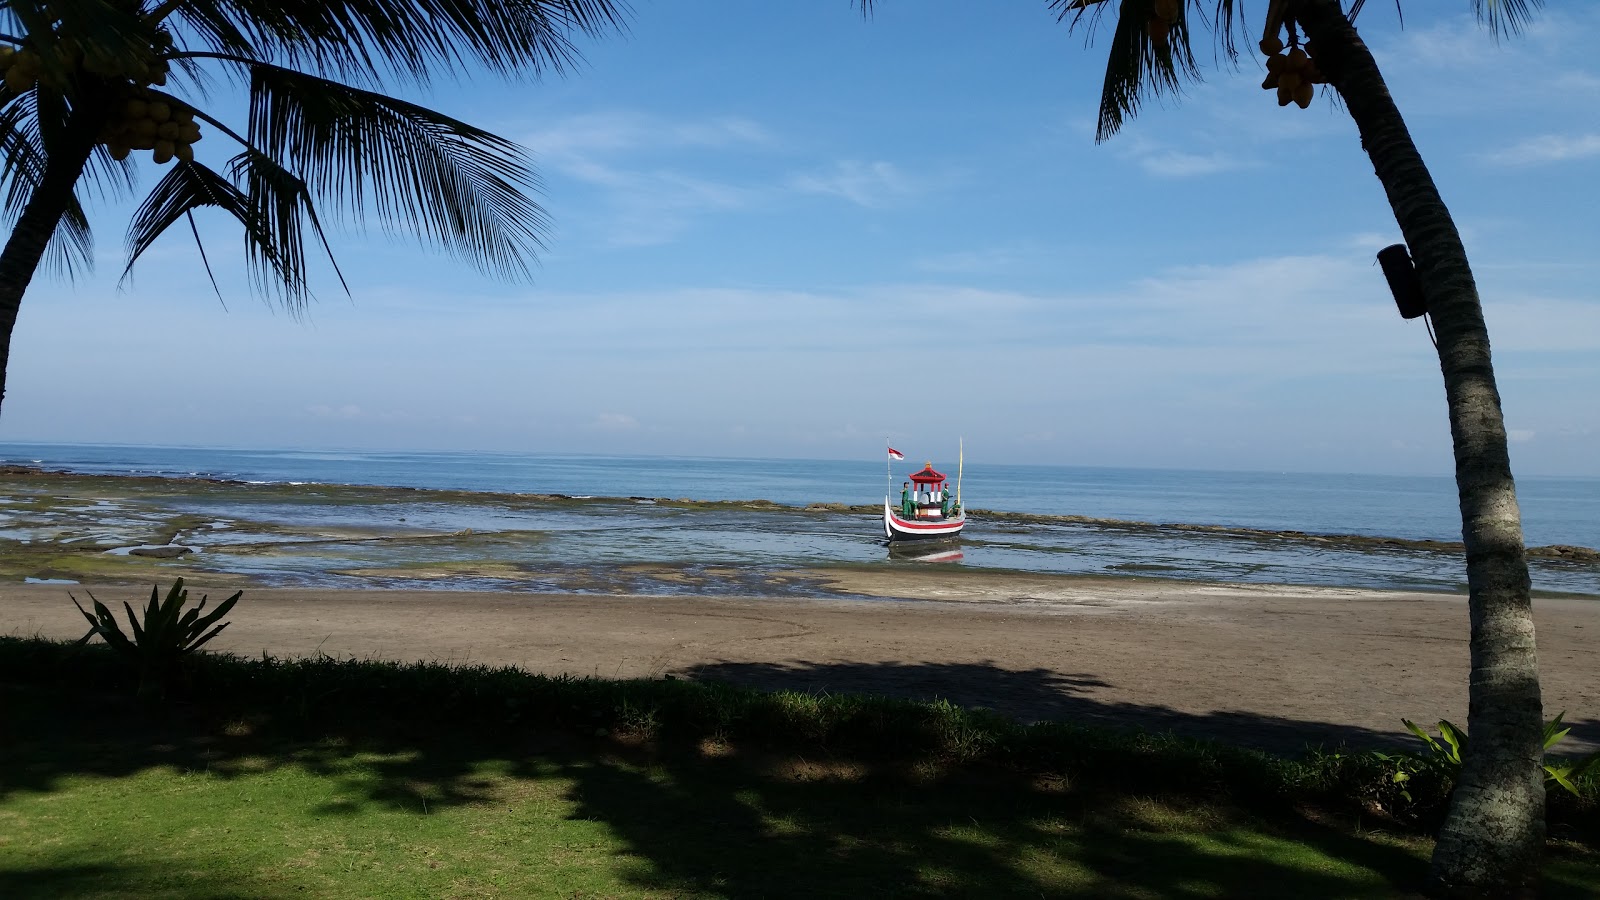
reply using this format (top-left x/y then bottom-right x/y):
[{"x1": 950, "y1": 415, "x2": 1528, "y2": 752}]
[
  {"x1": 519, "y1": 111, "x2": 770, "y2": 245},
  {"x1": 1368, "y1": 9, "x2": 1600, "y2": 116},
  {"x1": 1481, "y1": 134, "x2": 1600, "y2": 166},
  {"x1": 787, "y1": 161, "x2": 915, "y2": 207},
  {"x1": 1125, "y1": 141, "x2": 1252, "y2": 177},
  {"x1": 1508, "y1": 429, "x2": 1536, "y2": 443},
  {"x1": 525, "y1": 112, "x2": 771, "y2": 160}
]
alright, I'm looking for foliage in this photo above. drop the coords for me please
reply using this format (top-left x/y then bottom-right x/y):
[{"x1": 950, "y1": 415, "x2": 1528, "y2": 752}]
[
  {"x1": 1370, "y1": 714, "x2": 1600, "y2": 815},
  {"x1": 1033, "y1": 0, "x2": 1547, "y2": 141},
  {"x1": 1542, "y1": 713, "x2": 1600, "y2": 798},
  {"x1": 2, "y1": 635, "x2": 1597, "y2": 839},
  {"x1": 0, "y1": 1, "x2": 626, "y2": 302},
  {"x1": 71, "y1": 578, "x2": 240, "y2": 693}
]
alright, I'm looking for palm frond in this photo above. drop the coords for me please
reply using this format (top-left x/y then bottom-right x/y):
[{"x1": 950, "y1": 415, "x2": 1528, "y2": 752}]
[
  {"x1": 245, "y1": 62, "x2": 547, "y2": 280},
  {"x1": 227, "y1": 147, "x2": 348, "y2": 306},
  {"x1": 44, "y1": 193, "x2": 95, "y2": 278},
  {"x1": 1473, "y1": 0, "x2": 1543, "y2": 39},
  {"x1": 172, "y1": 0, "x2": 628, "y2": 86},
  {"x1": 1058, "y1": 0, "x2": 1200, "y2": 142},
  {"x1": 1206, "y1": 0, "x2": 1250, "y2": 61},
  {"x1": 0, "y1": 94, "x2": 44, "y2": 221},
  {"x1": 167, "y1": 1, "x2": 268, "y2": 68},
  {"x1": 80, "y1": 144, "x2": 139, "y2": 205},
  {"x1": 0, "y1": 91, "x2": 98, "y2": 277},
  {"x1": 123, "y1": 159, "x2": 312, "y2": 304}
]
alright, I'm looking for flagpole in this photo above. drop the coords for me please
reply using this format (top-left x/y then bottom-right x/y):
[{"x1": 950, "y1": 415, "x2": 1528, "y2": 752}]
[{"x1": 957, "y1": 437, "x2": 963, "y2": 509}]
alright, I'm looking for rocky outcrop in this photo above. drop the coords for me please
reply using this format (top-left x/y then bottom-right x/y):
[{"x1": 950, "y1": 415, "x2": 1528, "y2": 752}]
[{"x1": 129, "y1": 546, "x2": 194, "y2": 558}]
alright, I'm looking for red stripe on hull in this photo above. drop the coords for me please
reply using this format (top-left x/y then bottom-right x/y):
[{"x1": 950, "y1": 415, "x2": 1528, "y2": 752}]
[{"x1": 884, "y1": 502, "x2": 965, "y2": 541}]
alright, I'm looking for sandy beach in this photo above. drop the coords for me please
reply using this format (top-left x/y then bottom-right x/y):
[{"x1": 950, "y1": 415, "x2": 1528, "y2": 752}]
[{"x1": 5, "y1": 569, "x2": 1596, "y2": 755}]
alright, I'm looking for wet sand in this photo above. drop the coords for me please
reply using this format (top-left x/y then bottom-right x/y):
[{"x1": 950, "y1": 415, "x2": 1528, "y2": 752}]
[{"x1": 4, "y1": 571, "x2": 1596, "y2": 755}]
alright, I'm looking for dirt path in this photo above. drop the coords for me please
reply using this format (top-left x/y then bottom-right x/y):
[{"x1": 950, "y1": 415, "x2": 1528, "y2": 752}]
[{"x1": 5, "y1": 573, "x2": 1596, "y2": 754}]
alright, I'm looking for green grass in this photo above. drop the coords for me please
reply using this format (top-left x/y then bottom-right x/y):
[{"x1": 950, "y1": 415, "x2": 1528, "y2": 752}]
[
  {"x1": 2, "y1": 637, "x2": 1597, "y2": 898},
  {"x1": 0, "y1": 744, "x2": 1442, "y2": 898}
]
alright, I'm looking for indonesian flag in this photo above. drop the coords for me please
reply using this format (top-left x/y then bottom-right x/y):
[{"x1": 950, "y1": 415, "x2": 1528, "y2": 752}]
[{"x1": 887, "y1": 446, "x2": 905, "y2": 460}]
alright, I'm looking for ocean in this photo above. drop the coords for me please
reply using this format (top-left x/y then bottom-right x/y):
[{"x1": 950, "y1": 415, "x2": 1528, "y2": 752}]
[{"x1": 4, "y1": 442, "x2": 1598, "y2": 596}]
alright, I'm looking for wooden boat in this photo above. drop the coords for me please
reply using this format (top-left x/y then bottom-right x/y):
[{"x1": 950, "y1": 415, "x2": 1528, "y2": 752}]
[{"x1": 884, "y1": 458, "x2": 965, "y2": 542}]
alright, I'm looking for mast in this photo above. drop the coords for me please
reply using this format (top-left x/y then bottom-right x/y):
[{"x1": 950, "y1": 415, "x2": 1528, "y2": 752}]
[
  {"x1": 957, "y1": 437, "x2": 963, "y2": 509},
  {"x1": 886, "y1": 437, "x2": 891, "y2": 500}
]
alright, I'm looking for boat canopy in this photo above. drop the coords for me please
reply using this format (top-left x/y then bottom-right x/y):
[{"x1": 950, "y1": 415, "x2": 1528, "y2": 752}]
[{"x1": 908, "y1": 463, "x2": 946, "y2": 485}]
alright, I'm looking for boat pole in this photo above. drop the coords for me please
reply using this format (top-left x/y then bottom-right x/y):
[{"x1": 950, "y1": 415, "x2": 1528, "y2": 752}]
[{"x1": 957, "y1": 437, "x2": 963, "y2": 509}]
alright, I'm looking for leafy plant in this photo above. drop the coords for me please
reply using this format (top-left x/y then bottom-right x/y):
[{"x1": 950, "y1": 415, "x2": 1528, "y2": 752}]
[
  {"x1": 1374, "y1": 713, "x2": 1600, "y2": 802},
  {"x1": 1540, "y1": 712, "x2": 1600, "y2": 797},
  {"x1": 72, "y1": 578, "x2": 240, "y2": 695}
]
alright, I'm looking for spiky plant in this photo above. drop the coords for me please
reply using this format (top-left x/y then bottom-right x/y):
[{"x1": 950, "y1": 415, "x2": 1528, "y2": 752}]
[
  {"x1": 72, "y1": 577, "x2": 241, "y2": 695},
  {"x1": 0, "y1": 0, "x2": 627, "y2": 415}
]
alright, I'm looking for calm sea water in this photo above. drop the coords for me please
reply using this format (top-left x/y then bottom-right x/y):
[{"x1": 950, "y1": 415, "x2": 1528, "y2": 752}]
[
  {"x1": 4, "y1": 442, "x2": 1598, "y2": 596},
  {"x1": 4, "y1": 442, "x2": 1597, "y2": 547}
]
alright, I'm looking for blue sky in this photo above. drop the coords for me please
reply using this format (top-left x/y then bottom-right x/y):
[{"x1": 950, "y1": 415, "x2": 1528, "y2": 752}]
[{"x1": 4, "y1": 1, "x2": 1598, "y2": 475}]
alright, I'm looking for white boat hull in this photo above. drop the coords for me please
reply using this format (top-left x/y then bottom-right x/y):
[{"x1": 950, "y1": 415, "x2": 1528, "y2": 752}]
[{"x1": 883, "y1": 499, "x2": 966, "y2": 542}]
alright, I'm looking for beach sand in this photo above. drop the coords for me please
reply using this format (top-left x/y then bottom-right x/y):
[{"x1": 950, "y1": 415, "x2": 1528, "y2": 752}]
[{"x1": 4, "y1": 570, "x2": 1596, "y2": 754}]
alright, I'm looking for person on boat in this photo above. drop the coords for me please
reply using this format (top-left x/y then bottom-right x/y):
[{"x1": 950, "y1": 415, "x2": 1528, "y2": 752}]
[
  {"x1": 941, "y1": 485, "x2": 951, "y2": 517},
  {"x1": 900, "y1": 482, "x2": 912, "y2": 517}
]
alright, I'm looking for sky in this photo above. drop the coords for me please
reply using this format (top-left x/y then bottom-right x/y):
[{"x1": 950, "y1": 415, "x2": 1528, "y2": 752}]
[{"x1": 3, "y1": 1, "x2": 1598, "y2": 476}]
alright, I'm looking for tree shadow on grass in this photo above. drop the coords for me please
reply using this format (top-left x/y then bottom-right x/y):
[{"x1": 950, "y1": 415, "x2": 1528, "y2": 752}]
[
  {"x1": 547, "y1": 747, "x2": 1433, "y2": 898},
  {"x1": 0, "y1": 861, "x2": 292, "y2": 900},
  {"x1": 683, "y1": 658, "x2": 1426, "y2": 756},
  {"x1": 3, "y1": 643, "x2": 1597, "y2": 898}
]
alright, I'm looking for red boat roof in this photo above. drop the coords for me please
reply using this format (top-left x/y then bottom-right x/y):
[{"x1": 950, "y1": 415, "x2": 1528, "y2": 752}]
[{"x1": 908, "y1": 463, "x2": 946, "y2": 483}]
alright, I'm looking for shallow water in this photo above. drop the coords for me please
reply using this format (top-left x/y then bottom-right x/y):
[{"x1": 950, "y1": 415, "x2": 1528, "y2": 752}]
[
  {"x1": 4, "y1": 446, "x2": 1599, "y2": 597},
  {"x1": 7, "y1": 442, "x2": 1599, "y2": 547},
  {"x1": 8, "y1": 481, "x2": 1590, "y2": 596}
]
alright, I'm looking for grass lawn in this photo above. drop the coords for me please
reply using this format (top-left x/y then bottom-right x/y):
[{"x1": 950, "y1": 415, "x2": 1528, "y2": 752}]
[
  {"x1": 2, "y1": 641, "x2": 1597, "y2": 898},
  {"x1": 0, "y1": 745, "x2": 1445, "y2": 898}
]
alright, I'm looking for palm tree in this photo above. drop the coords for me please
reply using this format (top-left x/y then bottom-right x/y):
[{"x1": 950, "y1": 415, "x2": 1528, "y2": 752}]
[
  {"x1": 1065, "y1": 1, "x2": 1545, "y2": 895},
  {"x1": 864, "y1": 0, "x2": 1547, "y2": 894},
  {"x1": 0, "y1": 0, "x2": 627, "y2": 417}
]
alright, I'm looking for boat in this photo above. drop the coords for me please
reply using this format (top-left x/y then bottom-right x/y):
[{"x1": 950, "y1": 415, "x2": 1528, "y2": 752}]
[{"x1": 883, "y1": 450, "x2": 966, "y2": 542}]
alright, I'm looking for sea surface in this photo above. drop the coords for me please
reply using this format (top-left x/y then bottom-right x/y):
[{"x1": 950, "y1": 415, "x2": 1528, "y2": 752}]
[{"x1": 4, "y1": 442, "x2": 1599, "y2": 596}]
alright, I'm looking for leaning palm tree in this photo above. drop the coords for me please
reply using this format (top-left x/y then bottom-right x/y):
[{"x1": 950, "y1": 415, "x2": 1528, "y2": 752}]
[
  {"x1": 1060, "y1": 1, "x2": 1545, "y2": 896},
  {"x1": 864, "y1": 0, "x2": 1547, "y2": 895},
  {"x1": 0, "y1": 0, "x2": 627, "y2": 416}
]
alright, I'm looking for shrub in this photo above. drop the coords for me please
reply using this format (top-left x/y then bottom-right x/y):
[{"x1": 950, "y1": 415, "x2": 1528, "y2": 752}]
[{"x1": 71, "y1": 579, "x2": 241, "y2": 696}]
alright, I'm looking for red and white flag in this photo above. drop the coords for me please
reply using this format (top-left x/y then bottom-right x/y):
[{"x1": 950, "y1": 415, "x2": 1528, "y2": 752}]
[{"x1": 887, "y1": 446, "x2": 905, "y2": 460}]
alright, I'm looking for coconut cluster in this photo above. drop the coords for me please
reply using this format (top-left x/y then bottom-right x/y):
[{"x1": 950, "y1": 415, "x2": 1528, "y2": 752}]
[
  {"x1": 1258, "y1": 0, "x2": 1329, "y2": 112},
  {"x1": 1260, "y1": 39, "x2": 1325, "y2": 110},
  {"x1": 1148, "y1": 0, "x2": 1181, "y2": 46},
  {"x1": 0, "y1": 45, "x2": 56, "y2": 92},
  {"x1": 100, "y1": 89, "x2": 202, "y2": 163},
  {"x1": 0, "y1": 26, "x2": 171, "y2": 92},
  {"x1": 0, "y1": 21, "x2": 192, "y2": 164}
]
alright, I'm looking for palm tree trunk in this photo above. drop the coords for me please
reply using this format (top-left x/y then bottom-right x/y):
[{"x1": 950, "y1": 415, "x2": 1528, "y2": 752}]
[
  {"x1": 1295, "y1": 1, "x2": 1543, "y2": 896},
  {"x1": 0, "y1": 109, "x2": 101, "y2": 420}
]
